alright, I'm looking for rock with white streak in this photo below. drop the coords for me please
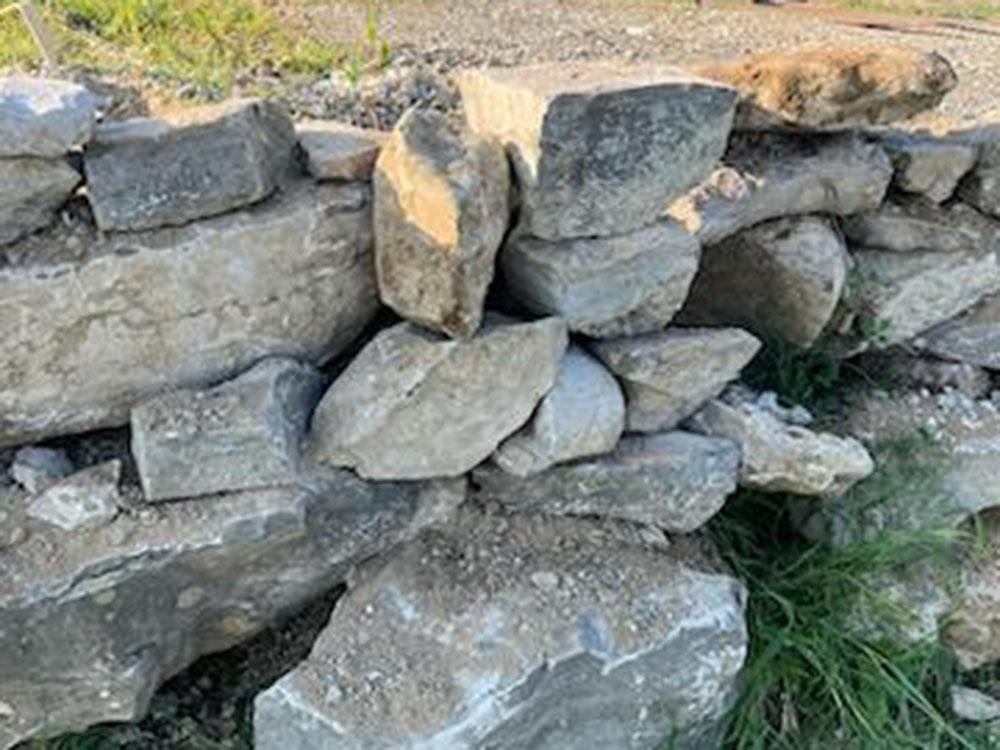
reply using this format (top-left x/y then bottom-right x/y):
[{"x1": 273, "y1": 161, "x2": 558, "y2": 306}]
[
  {"x1": 0, "y1": 158, "x2": 80, "y2": 245},
  {"x1": 298, "y1": 120, "x2": 386, "y2": 181},
  {"x1": 0, "y1": 77, "x2": 98, "y2": 157},
  {"x1": 26, "y1": 460, "x2": 121, "y2": 532}
]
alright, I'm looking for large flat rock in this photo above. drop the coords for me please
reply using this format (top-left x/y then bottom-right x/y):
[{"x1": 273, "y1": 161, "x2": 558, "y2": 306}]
[
  {"x1": 0, "y1": 77, "x2": 98, "y2": 157},
  {"x1": 0, "y1": 157, "x2": 80, "y2": 245}
]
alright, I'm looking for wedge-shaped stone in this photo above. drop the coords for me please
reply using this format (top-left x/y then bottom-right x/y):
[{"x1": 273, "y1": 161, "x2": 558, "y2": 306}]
[
  {"x1": 876, "y1": 130, "x2": 978, "y2": 203},
  {"x1": 592, "y1": 328, "x2": 761, "y2": 433},
  {"x1": 493, "y1": 346, "x2": 624, "y2": 477},
  {"x1": 0, "y1": 157, "x2": 79, "y2": 245},
  {"x1": 501, "y1": 220, "x2": 700, "y2": 338},
  {"x1": 375, "y1": 109, "x2": 509, "y2": 338},
  {"x1": 311, "y1": 316, "x2": 568, "y2": 480},
  {"x1": 0, "y1": 77, "x2": 98, "y2": 157},
  {"x1": 842, "y1": 198, "x2": 999, "y2": 255},
  {"x1": 479, "y1": 431, "x2": 738, "y2": 531},
  {"x1": 84, "y1": 99, "x2": 297, "y2": 231},
  {"x1": 0, "y1": 470, "x2": 465, "y2": 749},
  {"x1": 919, "y1": 293, "x2": 1000, "y2": 370},
  {"x1": 667, "y1": 133, "x2": 892, "y2": 245},
  {"x1": 255, "y1": 509, "x2": 748, "y2": 750},
  {"x1": 458, "y1": 61, "x2": 736, "y2": 240},
  {"x1": 692, "y1": 43, "x2": 957, "y2": 131},
  {"x1": 298, "y1": 119, "x2": 386, "y2": 181},
  {"x1": 681, "y1": 216, "x2": 849, "y2": 348},
  {"x1": 26, "y1": 460, "x2": 121, "y2": 532},
  {"x1": 131, "y1": 358, "x2": 325, "y2": 502},
  {"x1": 0, "y1": 181, "x2": 377, "y2": 446}
]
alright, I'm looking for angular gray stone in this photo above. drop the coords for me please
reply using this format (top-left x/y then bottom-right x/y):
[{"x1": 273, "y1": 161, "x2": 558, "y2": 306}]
[
  {"x1": 298, "y1": 120, "x2": 386, "y2": 181},
  {"x1": 680, "y1": 216, "x2": 849, "y2": 348},
  {"x1": 0, "y1": 469, "x2": 465, "y2": 748},
  {"x1": 500, "y1": 220, "x2": 700, "y2": 338},
  {"x1": 493, "y1": 346, "x2": 624, "y2": 477},
  {"x1": 10, "y1": 446, "x2": 73, "y2": 494},
  {"x1": 919, "y1": 293, "x2": 1000, "y2": 370},
  {"x1": 957, "y1": 114, "x2": 1000, "y2": 219},
  {"x1": 842, "y1": 198, "x2": 999, "y2": 255},
  {"x1": 591, "y1": 328, "x2": 761, "y2": 433},
  {"x1": 0, "y1": 77, "x2": 98, "y2": 158},
  {"x1": 0, "y1": 181, "x2": 378, "y2": 446},
  {"x1": 876, "y1": 130, "x2": 979, "y2": 203},
  {"x1": 26, "y1": 460, "x2": 121, "y2": 532},
  {"x1": 311, "y1": 316, "x2": 568, "y2": 480},
  {"x1": 667, "y1": 133, "x2": 892, "y2": 245},
  {"x1": 479, "y1": 431, "x2": 739, "y2": 531},
  {"x1": 131, "y1": 358, "x2": 325, "y2": 502},
  {"x1": 255, "y1": 509, "x2": 748, "y2": 750},
  {"x1": 0, "y1": 157, "x2": 80, "y2": 245},
  {"x1": 84, "y1": 99, "x2": 297, "y2": 232},
  {"x1": 458, "y1": 61, "x2": 737, "y2": 240},
  {"x1": 375, "y1": 108, "x2": 510, "y2": 338}
]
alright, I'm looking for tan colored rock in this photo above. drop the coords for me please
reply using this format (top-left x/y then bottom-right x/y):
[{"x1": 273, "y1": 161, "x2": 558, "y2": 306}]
[
  {"x1": 0, "y1": 157, "x2": 80, "y2": 245},
  {"x1": 842, "y1": 198, "x2": 998, "y2": 255},
  {"x1": 297, "y1": 120, "x2": 386, "y2": 181},
  {"x1": 919, "y1": 293, "x2": 1000, "y2": 370}
]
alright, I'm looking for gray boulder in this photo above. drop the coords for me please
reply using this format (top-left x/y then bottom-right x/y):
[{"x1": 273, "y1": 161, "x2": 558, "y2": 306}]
[
  {"x1": 0, "y1": 157, "x2": 80, "y2": 245},
  {"x1": 255, "y1": 508, "x2": 748, "y2": 750},
  {"x1": 842, "y1": 198, "x2": 999, "y2": 255},
  {"x1": 298, "y1": 120, "x2": 386, "y2": 181},
  {"x1": 957, "y1": 114, "x2": 1000, "y2": 219},
  {"x1": 25, "y1": 460, "x2": 121, "y2": 532},
  {"x1": 918, "y1": 292, "x2": 1000, "y2": 370},
  {"x1": 876, "y1": 130, "x2": 979, "y2": 203},
  {"x1": 10, "y1": 447, "x2": 73, "y2": 494},
  {"x1": 0, "y1": 77, "x2": 98, "y2": 157},
  {"x1": 458, "y1": 61, "x2": 736, "y2": 240}
]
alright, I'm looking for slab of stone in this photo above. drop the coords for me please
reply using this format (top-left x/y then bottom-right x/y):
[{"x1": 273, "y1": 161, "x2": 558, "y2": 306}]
[
  {"x1": 84, "y1": 99, "x2": 297, "y2": 232},
  {"x1": 500, "y1": 220, "x2": 700, "y2": 338},
  {"x1": 493, "y1": 346, "x2": 624, "y2": 477},
  {"x1": 131, "y1": 358, "x2": 325, "y2": 502},
  {"x1": 919, "y1": 293, "x2": 1000, "y2": 370},
  {"x1": 0, "y1": 180, "x2": 378, "y2": 446},
  {"x1": 0, "y1": 157, "x2": 80, "y2": 245},
  {"x1": 667, "y1": 133, "x2": 892, "y2": 246},
  {"x1": 311, "y1": 316, "x2": 568, "y2": 480},
  {"x1": 375, "y1": 108, "x2": 509, "y2": 338},
  {"x1": 255, "y1": 508, "x2": 748, "y2": 750},
  {"x1": 876, "y1": 129, "x2": 979, "y2": 203},
  {"x1": 842, "y1": 198, "x2": 999, "y2": 255},
  {"x1": 591, "y1": 328, "x2": 761, "y2": 433},
  {"x1": 298, "y1": 119, "x2": 386, "y2": 181},
  {"x1": 479, "y1": 431, "x2": 738, "y2": 532},
  {"x1": 458, "y1": 61, "x2": 736, "y2": 240},
  {"x1": 26, "y1": 460, "x2": 120, "y2": 532},
  {"x1": 691, "y1": 43, "x2": 957, "y2": 131},
  {"x1": 0, "y1": 77, "x2": 98, "y2": 157},
  {"x1": 951, "y1": 686, "x2": 1000, "y2": 723},
  {"x1": 10, "y1": 446, "x2": 73, "y2": 494},
  {"x1": 680, "y1": 216, "x2": 849, "y2": 348}
]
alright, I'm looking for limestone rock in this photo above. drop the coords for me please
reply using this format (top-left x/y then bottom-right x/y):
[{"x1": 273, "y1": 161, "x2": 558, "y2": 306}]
[
  {"x1": 131, "y1": 358, "x2": 325, "y2": 502},
  {"x1": 500, "y1": 220, "x2": 700, "y2": 338},
  {"x1": 0, "y1": 77, "x2": 98, "y2": 157},
  {"x1": 591, "y1": 328, "x2": 761, "y2": 433},
  {"x1": 876, "y1": 130, "x2": 978, "y2": 203},
  {"x1": 951, "y1": 686, "x2": 1000, "y2": 723},
  {"x1": 0, "y1": 469, "x2": 465, "y2": 748},
  {"x1": 0, "y1": 181, "x2": 378, "y2": 446},
  {"x1": 311, "y1": 316, "x2": 568, "y2": 480},
  {"x1": 255, "y1": 509, "x2": 748, "y2": 750},
  {"x1": 25, "y1": 460, "x2": 121, "y2": 532},
  {"x1": 691, "y1": 43, "x2": 957, "y2": 131},
  {"x1": 842, "y1": 198, "x2": 999, "y2": 255},
  {"x1": 84, "y1": 99, "x2": 297, "y2": 232},
  {"x1": 298, "y1": 120, "x2": 386, "y2": 181},
  {"x1": 479, "y1": 431, "x2": 739, "y2": 531},
  {"x1": 375, "y1": 108, "x2": 510, "y2": 338},
  {"x1": 10, "y1": 447, "x2": 73, "y2": 494},
  {"x1": 680, "y1": 216, "x2": 849, "y2": 348},
  {"x1": 667, "y1": 133, "x2": 892, "y2": 245},
  {"x1": 458, "y1": 61, "x2": 736, "y2": 240},
  {"x1": 0, "y1": 157, "x2": 80, "y2": 245},
  {"x1": 919, "y1": 293, "x2": 1000, "y2": 370},
  {"x1": 493, "y1": 346, "x2": 624, "y2": 477}
]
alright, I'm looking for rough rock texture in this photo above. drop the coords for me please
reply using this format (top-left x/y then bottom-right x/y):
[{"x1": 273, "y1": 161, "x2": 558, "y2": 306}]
[
  {"x1": 951, "y1": 686, "x2": 1000, "y2": 723},
  {"x1": 947, "y1": 517, "x2": 1000, "y2": 671},
  {"x1": 375, "y1": 108, "x2": 510, "y2": 338},
  {"x1": 591, "y1": 328, "x2": 761, "y2": 433},
  {"x1": 680, "y1": 216, "x2": 849, "y2": 348},
  {"x1": 493, "y1": 346, "x2": 624, "y2": 477},
  {"x1": 477, "y1": 431, "x2": 739, "y2": 531},
  {"x1": 84, "y1": 99, "x2": 297, "y2": 232},
  {"x1": 458, "y1": 61, "x2": 736, "y2": 240},
  {"x1": 667, "y1": 133, "x2": 892, "y2": 245},
  {"x1": 25, "y1": 460, "x2": 121, "y2": 532},
  {"x1": 0, "y1": 157, "x2": 80, "y2": 245},
  {"x1": 0, "y1": 181, "x2": 378, "y2": 446},
  {"x1": 255, "y1": 508, "x2": 748, "y2": 750},
  {"x1": 858, "y1": 350, "x2": 992, "y2": 398},
  {"x1": 0, "y1": 77, "x2": 98, "y2": 157},
  {"x1": 0, "y1": 470, "x2": 465, "y2": 748},
  {"x1": 691, "y1": 43, "x2": 957, "y2": 131},
  {"x1": 311, "y1": 316, "x2": 568, "y2": 480},
  {"x1": 842, "y1": 198, "x2": 999, "y2": 255},
  {"x1": 919, "y1": 293, "x2": 1000, "y2": 370},
  {"x1": 500, "y1": 220, "x2": 700, "y2": 338},
  {"x1": 10, "y1": 447, "x2": 73, "y2": 494},
  {"x1": 957, "y1": 117, "x2": 1000, "y2": 218},
  {"x1": 298, "y1": 120, "x2": 386, "y2": 181},
  {"x1": 131, "y1": 358, "x2": 325, "y2": 502},
  {"x1": 876, "y1": 130, "x2": 979, "y2": 203}
]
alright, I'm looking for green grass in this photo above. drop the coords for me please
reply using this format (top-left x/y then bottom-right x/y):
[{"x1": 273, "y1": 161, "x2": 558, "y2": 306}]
[{"x1": 835, "y1": 0, "x2": 1000, "y2": 21}]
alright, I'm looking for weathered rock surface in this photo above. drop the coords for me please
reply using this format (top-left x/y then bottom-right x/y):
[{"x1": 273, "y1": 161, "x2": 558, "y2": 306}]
[
  {"x1": 691, "y1": 43, "x2": 957, "y2": 131},
  {"x1": 0, "y1": 157, "x2": 80, "y2": 245},
  {"x1": 131, "y1": 358, "x2": 325, "y2": 502},
  {"x1": 0, "y1": 77, "x2": 98, "y2": 157},
  {"x1": 680, "y1": 216, "x2": 849, "y2": 348},
  {"x1": 842, "y1": 198, "x2": 999, "y2": 255},
  {"x1": 0, "y1": 469, "x2": 466, "y2": 748},
  {"x1": 493, "y1": 346, "x2": 624, "y2": 477},
  {"x1": 375, "y1": 108, "x2": 509, "y2": 338},
  {"x1": 298, "y1": 120, "x2": 386, "y2": 181},
  {"x1": 858, "y1": 350, "x2": 992, "y2": 398},
  {"x1": 957, "y1": 116, "x2": 1000, "y2": 218},
  {"x1": 500, "y1": 220, "x2": 700, "y2": 338},
  {"x1": 919, "y1": 293, "x2": 1000, "y2": 370},
  {"x1": 947, "y1": 517, "x2": 1000, "y2": 671},
  {"x1": 951, "y1": 686, "x2": 1000, "y2": 723},
  {"x1": 25, "y1": 460, "x2": 121, "y2": 532},
  {"x1": 876, "y1": 130, "x2": 978, "y2": 203},
  {"x1": 255, "y1": 509, "x2": 748, "y2": 750},
  {"x1": 311, "y1": 316, "x2": 568, "y2": 480},
  {"x1": 0, "y1": 180, "x2": 378, "y2": 446},
  {"x1": 591, "y1": 328, "x2": 761, "y2": 433},
  {"x1": 84, "y1": 99, "x2": 297, "y2": 232},
  {"x1": 458, "y1": 61, "x2": 736, "y2": 240},
  {"x1": 667, "y1": 133, "x2": 892, "y2": 245},
  {"x1": 10, "y1": 447, "x2": 73, "y2": 494},
  {"x1": 478, "y1": 431, "x2": 739, "y2": 531}
]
